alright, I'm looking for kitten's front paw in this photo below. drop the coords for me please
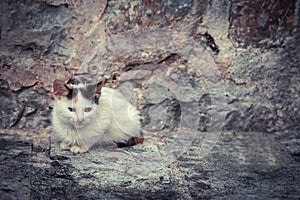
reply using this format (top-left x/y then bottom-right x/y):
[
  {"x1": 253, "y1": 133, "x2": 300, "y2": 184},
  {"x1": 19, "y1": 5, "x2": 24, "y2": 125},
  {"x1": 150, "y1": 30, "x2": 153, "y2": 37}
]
[{"x1": 70, "y1": 145, "x2": 88, "y2": 154}]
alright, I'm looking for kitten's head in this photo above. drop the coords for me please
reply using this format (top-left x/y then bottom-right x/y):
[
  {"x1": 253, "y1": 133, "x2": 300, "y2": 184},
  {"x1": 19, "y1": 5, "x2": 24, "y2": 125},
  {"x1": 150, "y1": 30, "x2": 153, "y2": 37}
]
[{"x1": 53, "y1": 78, "x2": 105, "y2": 128}]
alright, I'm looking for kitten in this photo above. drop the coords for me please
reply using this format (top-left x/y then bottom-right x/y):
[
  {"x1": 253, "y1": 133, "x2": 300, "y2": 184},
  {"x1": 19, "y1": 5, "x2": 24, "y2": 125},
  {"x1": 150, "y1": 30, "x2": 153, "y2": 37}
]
[{"x1": 51, "y1": 77, "x2": 143, "y2": 154}]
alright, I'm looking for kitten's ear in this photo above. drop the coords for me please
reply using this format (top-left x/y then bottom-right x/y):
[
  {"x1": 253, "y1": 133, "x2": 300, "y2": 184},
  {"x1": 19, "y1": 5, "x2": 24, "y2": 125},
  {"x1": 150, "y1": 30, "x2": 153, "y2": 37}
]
[
  {"x1": 94, "y1": 77, "x2": 106, "y2": 104},
  {"x1": 65, "y1": 83, "x2": 74, "y2": 90},
  {"x1": 53, "y1": 79, "x2": 73, "y2": 100},
  {"x1": 53, "y1": 79, "x2": 67, "y2": 99}
]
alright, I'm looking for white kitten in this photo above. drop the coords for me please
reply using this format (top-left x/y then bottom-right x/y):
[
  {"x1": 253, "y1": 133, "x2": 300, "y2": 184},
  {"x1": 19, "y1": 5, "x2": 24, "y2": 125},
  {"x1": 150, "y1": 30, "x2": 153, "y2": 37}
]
[{"x1": 51, "y1": 78, "x2": 143, "y2": 154}]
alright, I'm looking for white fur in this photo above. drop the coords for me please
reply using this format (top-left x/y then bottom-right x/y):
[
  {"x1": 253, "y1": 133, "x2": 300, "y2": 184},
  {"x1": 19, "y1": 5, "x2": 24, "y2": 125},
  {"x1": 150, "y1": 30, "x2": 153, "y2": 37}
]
[{"x1": 52, "y1": 87, "x2": 141, "y2": 153}]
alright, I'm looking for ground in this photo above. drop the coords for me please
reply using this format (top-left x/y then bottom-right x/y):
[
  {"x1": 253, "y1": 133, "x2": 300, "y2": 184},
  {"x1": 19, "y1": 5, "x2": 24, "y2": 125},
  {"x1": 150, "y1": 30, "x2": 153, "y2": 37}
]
[{"x1": 1, "y1": 129, "x2": 299, "y2": 199}]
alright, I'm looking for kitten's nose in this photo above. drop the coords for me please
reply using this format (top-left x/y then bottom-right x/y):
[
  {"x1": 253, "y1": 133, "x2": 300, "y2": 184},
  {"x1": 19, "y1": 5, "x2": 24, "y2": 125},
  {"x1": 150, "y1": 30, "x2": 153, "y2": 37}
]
[{"x1": 77, "y1": 118, "x2": 84, "y2": 123}]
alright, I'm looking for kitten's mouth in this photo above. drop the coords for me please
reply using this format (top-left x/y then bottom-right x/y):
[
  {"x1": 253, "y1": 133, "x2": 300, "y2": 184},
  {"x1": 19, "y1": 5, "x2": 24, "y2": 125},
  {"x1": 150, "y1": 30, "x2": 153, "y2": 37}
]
[{"x1": 74, "y1": 122, "x2": 86, "y2": 128}]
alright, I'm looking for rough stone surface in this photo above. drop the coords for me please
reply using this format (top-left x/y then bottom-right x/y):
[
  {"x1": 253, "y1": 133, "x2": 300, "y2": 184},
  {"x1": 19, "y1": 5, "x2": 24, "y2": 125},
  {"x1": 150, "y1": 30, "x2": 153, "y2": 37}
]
[
  {"x1": 1, "y1": 129, "x2": 300, "y2": 199},
  {"x1": 229, "y1": 0, "x2": 296, "y2": 48},
  {"x1": 0, "y1": 0, "x2": 300, "y2": 199},
  {"x1": 0, "y1": 131, "x2": 32, "y2": 200},
  {"x1": 104, "y1": 0, "x2": 207, "y2": 33},
  {"x1": 0, "y1": 0, "x2": 299, "y2": 133}
]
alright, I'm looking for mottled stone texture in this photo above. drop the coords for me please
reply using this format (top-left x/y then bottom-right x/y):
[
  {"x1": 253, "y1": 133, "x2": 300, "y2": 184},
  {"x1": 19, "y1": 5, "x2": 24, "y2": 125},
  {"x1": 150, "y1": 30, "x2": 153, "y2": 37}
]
[
  {"x1": 104, "y1": 0, "x2": 208, "y2": 32},
  {"x1": 0, "y1": 0, "x2": 300, "y2": 198},
  {"x1": 225, "y1": 0, "x2": 300, "y2": 132},
  {"x1": 0, "y1": 132, "x2": 31, "y2": 200},
  {"x1": 0, "y1": 0, "x2": 70, "y2": 61},
  {"x1": 0, "y1": 0, "x2": 298, "y2": 132},
  {"x1": 229, "y1": 0, "x2": 296, "y2": 47},
  {"x1": 1, "y1": 129, "x2": 299, "y2": 199}
]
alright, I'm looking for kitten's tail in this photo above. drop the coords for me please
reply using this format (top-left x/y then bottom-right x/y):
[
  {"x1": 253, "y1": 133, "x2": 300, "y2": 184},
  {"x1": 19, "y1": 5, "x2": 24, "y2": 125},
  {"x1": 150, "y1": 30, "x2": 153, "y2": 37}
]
[{"x1": 114, "y1": 129, "x2": 156, "y2": 148}]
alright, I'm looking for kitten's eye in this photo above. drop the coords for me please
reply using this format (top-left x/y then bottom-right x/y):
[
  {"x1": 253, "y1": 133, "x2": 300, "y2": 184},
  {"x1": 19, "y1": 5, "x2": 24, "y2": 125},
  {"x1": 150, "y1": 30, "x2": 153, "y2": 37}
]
[
  {"x1": 84, "y1": 107, "x2": 92, "y2": 112},
  {"x1": 68, "y1": 107, "x2": 76, "y2": 112}
]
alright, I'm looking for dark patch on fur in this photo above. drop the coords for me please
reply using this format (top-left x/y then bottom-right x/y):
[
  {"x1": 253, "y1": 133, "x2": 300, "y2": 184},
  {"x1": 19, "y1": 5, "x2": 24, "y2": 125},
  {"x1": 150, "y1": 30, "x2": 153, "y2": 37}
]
[
  {"x1": 66, "y1": 88, "x2": 78, "y2": 100},
  {"x1": 67, "y1": 78, "x2": 81, "y2": 85},
  {"x1": 65, "y1": 78, "x2": 79, "y2": 99},
  {"x1": 66, "y1": 78, "x2": 102, "y2": 104},
  {"x1": 81, "y1": 84, "x2": 98, "y2": 103},
  {"x1": 115, "y1": 137, "x2": 144, "y2": 148}
]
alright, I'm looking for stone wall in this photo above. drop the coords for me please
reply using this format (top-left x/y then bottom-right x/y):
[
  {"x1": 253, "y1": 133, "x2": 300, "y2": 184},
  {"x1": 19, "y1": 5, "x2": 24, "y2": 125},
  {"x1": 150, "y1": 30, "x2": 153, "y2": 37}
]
[{"x1": 0, "y1": 0, "x2": 299, "y2": 133}]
